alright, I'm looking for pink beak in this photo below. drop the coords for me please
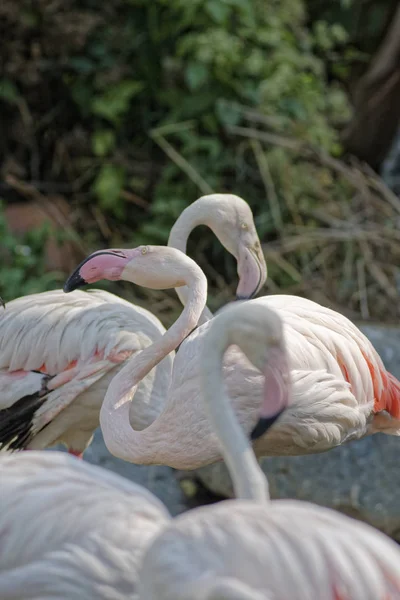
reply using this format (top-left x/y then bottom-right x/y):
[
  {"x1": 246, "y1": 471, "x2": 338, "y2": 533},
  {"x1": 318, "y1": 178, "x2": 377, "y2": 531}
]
[
  {"x1": 251, "y1": 347, "x2": 290, "y2": 441},
  {"x1": 63, "y1": 250, "x2": 131, "y2": 292},
  {"x1": 236, "y1": 246, "x2": 266, "y2": 300}
]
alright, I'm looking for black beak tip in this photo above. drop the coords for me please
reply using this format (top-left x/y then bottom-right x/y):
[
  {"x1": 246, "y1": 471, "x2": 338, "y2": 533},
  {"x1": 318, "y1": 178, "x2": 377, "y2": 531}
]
[
  {"x1": 0, "y1": 297, "x2": 5, "y2": 309},
  {"x1": 63, "y1": 273, "x2": 87, "y2": 293},
  {"x1": 250, "y1": 411, "x2": 284, "y2": 441},
  {"x1": 235, "y1": 287, "x2": 257, "y2": 302}
]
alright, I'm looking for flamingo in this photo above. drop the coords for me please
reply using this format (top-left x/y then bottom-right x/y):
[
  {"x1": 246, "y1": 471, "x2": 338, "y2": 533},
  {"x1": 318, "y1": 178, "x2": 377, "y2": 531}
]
[
  {"x1": 0, "y1": 193, "x2": 266, "y2": 456},
  {"x1": 0, "y1": 289, "x2": 173, "y2": 457},
  {"x1": 64, "y1": 247, "x2": 400, "y2": 468},
  {"x1": 138, "y1": 301, "x2": 400, "y2": 600},
  {"x1": 168, "y1": 193, "x2": 266, "y2": 323},
  {"x1": 0, "y1": 244, "x2": 208, "y2": 599},
  {"x1": 0, "y1": 450, "x2": 170, "y2": 599}
]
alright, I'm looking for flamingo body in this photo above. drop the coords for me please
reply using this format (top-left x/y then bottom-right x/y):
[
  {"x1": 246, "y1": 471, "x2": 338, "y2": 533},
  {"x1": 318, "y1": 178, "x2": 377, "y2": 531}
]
[
  {"x1": 0, "y1": 193, "x2": 266, "y2": 456},
  {"x1": 139, "y1": 500, "x2": 400, "y2": 599},
  {"x1": 124, "y1": 295, "x2": 400, "y2": 469},
  {"x1": 0, "y1": 289, "x2": 172, "y2": 454},
  {"x1": 0, "y1": 451, "x2": 169, "y2": 599},
  {"x1": 138, "y1": 300, "x2": 400, "y2": 600}
]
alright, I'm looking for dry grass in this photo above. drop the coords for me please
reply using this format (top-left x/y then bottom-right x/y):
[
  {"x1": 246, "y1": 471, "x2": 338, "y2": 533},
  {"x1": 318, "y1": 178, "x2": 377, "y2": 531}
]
[{"x1": 143, "y1": 111, "x2": 400, "y2": 325}]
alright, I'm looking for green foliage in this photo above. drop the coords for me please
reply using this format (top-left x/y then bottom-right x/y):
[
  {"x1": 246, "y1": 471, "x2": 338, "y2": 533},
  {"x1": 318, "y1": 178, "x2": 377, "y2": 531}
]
[
  {"x1": 0, "y1": 205, "x2": 63, "y2": 302},
  {"x1": 7, "y1": 0, "x2": 397, "y2": 319},
  {"x1": 136, "y1": 0, "x2": 352, "y2": 246},
  {"x1": 26, "y1": 0, "x2": 349, "y2": 230},
  {"x1": 91, "y1": 81, "x2": 144, "y2": 125},
  {"x1": 93, "y1": 164, "x2": 126, "y2": 217},
  {"x1": 0, "y1": 79, "x2": 20, "y2": 104}
]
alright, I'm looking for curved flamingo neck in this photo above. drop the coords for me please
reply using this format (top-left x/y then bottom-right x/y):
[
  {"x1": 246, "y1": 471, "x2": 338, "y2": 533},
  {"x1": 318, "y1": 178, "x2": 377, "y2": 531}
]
[
  {"x1": 201, "y1": 320, "x2": 270, "y2": 503},
  {"x1": 168, "y1": 202, "x2": 214, "y2": 325},
  {"x1": 99, "y1": 267, "x2": 208, "y2": 463}
]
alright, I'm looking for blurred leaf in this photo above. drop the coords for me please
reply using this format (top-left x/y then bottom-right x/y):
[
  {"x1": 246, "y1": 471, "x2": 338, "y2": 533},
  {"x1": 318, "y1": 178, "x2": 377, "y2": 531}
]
[
  {"x1": 0, "y1": 79, "x2": 19, "y2": 104},
  {"x1": 92, "y1": 81, "x2": 144, "y2": 124},
  {"x1": 92, "y1": 130, "x2": 116, "y2": 157},
  {"x1": 93, "y1": 164, "x2": 126, "y2": 216},
  {"x1": 205, "y1": 1, "x2": 230, "y2": 24},
  {"x1": 215, "y1": 99, "x2": 241, "y2": 126},
  {"x1": 185, "y1": 62, "x2": 209, "y2": 90}
]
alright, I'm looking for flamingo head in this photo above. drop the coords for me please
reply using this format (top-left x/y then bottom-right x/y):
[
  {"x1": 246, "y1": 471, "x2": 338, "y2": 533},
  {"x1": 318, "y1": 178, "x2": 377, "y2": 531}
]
[
  {"x1": 63, "y1": 245, "x2": 202, "y2": 292},
  {"x1": 222, "y1": 302, "x2": 290, "y2": 441},
  {"x1": 250, "y1": 343, "x2": 290, "y2": 441},
  {"x1": 191, "y1": 194, "x2": 267, "y2": 300}
]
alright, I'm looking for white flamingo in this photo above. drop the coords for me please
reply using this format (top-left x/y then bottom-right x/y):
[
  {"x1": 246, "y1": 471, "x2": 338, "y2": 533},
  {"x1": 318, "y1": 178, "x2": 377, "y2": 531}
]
[
  {"x1": 64, "y1": 246, "x2": 400, "y2": 468},
  {"x1": 0, "y1": 245, "x2": 208, "y2": 599},
  {"x1": 0, "y1": 450, "x2": 170, "y2": 600},
  {"x1": 138, "y1": 301, "x2": 400, "y2": 600},
  {"x1": 0, "y1": 194, "x2": 265, "y2": 456},
  {"x1": 1, "y1": 254, "x2": 398, "y2": 599},
  {"x1": 0, "y1": 289, "x2": 172, "y2": 457}
]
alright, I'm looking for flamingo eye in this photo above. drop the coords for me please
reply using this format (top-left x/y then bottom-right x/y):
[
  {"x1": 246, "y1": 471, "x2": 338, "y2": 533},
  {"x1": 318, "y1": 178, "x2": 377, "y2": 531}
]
[
  {"x1": 141, "y1": 246, "x2": 149, "y2": 255},
  {"x1": 240, "y1": 222, "x2": 248, "y2": 230}
]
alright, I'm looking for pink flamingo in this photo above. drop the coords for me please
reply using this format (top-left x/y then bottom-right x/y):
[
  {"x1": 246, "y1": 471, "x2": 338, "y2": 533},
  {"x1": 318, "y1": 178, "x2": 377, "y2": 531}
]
[
  {"x1": 64, "y1": 244, "x2": 400, "y2": 469},
  {"x1": 139, "y1": 300, "x2": 400, "y2": 599},
  {"x1": 0, "y1": 450, "x2": 170, "y2": 599},
  {"x1": 0, "y1": 194, "x2": 266, "y2": 457},
  {"x1": 2, "y1": 299, "x2": 398, "y2": 599},
  {"x1": 0, "y1": 244, "x2": 207, "y2": 599}
]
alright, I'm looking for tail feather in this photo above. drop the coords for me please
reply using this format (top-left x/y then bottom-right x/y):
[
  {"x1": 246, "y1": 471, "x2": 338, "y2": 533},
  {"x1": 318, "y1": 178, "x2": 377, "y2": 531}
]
[
  {"x1": 363, "y1": 349, "x2": 400, "y2": 419},
  {"x1": 385, "y1": 371, "x2": 400, "y2": 419},
  {"x1": 0, "y1": 377, "x2": 52, "y2": 451},
  {"x1": 372, "y1": 369, "x2": 400, "y2": 435}
]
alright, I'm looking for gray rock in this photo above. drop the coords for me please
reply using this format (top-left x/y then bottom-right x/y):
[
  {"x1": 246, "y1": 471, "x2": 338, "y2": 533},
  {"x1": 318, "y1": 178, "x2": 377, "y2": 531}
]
[{"x1": 187, "y1": 324, "x2": 400, "y2": 540}]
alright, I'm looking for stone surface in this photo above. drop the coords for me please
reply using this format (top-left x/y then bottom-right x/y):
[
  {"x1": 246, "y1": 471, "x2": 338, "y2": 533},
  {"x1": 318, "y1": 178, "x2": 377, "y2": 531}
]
[{"x1": 186, "y1": 324, "x2": 400, "y2": 540}]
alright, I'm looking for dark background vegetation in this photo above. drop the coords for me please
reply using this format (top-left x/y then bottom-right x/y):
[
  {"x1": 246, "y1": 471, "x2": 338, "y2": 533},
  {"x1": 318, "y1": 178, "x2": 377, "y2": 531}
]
[{"x1": 1, "y1": 0, "x2": 399, "y2": 323}]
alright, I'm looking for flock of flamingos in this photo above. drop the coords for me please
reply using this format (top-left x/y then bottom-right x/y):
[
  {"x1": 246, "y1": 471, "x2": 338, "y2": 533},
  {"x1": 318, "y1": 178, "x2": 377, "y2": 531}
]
[{"x1": 0, "y1": 192, "x2": 399, "y2": 599}]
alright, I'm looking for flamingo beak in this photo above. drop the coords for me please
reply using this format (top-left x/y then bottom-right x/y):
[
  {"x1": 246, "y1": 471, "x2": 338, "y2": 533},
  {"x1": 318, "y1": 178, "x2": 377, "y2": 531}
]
[
  {"x1": 63, "y1": 268, "x2": 86, "y2": 292},
  {"x1": 251, "y1": 347, "x2": 290, "y2": 441},
  {"x1": 236, "y1": 245, "x2": 267, "y2": 300},
  {"x1": 63, "y1": 250, "x2": 130, "y2": 292},
  {"x1": 0, "y1": 297, "x2": 5, "y2": 309}
]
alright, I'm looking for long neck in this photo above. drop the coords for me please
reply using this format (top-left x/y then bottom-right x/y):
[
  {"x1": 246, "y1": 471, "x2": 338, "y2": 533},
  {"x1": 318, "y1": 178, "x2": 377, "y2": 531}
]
[
  {"x1": 99, "y1": 269, "x2": 208, "y2": 463},
  {"x1": 201, "y1": 335, "x2": 269, "y2": 502},
  {"x1": 168, "y1": 204, "x2": 213, "y2": 325}
]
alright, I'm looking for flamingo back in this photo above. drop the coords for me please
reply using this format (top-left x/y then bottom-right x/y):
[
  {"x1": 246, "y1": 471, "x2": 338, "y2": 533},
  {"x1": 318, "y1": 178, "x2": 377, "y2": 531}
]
[
  {"x1": 0, "y1": 451, "x2": 169, "y2": 599},
  {"x1": 138, "y1": 500, "x2": 400, "y2": 600}
]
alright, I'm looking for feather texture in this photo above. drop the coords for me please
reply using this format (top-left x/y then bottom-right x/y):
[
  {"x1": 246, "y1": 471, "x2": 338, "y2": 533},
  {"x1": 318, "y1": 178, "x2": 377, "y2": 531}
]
[
  {"x1": 139, "y1": 500, "x2": 400, "y2": 599},
  {"x1": 0, "y1": 451, "x2": 169, "y2": 600},
  {"x1": 118, "y1": 295, "x2": 400, "y2": 468},
  {"x1": 0, "y1": 289, "x2": 173, "y2": 453}
]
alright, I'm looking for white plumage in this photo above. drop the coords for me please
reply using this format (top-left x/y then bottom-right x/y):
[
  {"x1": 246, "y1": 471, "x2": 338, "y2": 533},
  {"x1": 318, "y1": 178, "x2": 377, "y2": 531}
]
[
  {"x1": 93, "y1": 290, "x2": 400, "y2": 468},
  {"x1": 1, "y1": 300, "x2": 399, "y2": 600},
  {"x1": 0, "y1": 289, "x2": 172, "y2": 454},
  {"x1": 0, "y1": 451, "x2": 169, "y2": 599},
  {"x1": 138, "y1": 301, "x2": 400, "y2": 600},
  {"x1": 0, "y1": 193, "x2": 266, "y2": 456},
  {"x1": 140, "y1": 500, "x2": 400, "y2": 599}
]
